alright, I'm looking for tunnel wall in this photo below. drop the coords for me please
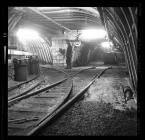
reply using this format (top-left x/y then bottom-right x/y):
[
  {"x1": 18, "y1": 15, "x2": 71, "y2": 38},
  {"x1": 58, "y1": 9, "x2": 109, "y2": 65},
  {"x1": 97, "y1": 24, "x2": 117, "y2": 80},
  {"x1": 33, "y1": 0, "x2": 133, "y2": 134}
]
[
  {"x1": 8, "y1": 33, "x2": 53, "y2": 64},
  {"x1": 72, "y1": 44, "x2": 125, "y2": 66},
  {"x1": 8, "y1": 9, "x2": 53, "y2": 64},
  {"x1": 72, "y1": 43, "x2": 90, "y2": 66},
  {"x1": 98, "y1": 7, "x2": 137, "y2": 96}
]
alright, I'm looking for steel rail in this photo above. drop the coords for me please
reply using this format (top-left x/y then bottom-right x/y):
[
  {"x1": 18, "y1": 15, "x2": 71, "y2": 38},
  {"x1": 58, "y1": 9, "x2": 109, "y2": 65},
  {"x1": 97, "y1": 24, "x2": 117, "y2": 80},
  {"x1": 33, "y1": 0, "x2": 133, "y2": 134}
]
[
  {"x1": 41, "y1": 66, "x2": 94, "y2": 77},
  {"x1": 8, "y1": 79, "x2": 73, "y2": 136},
  {"x1": 8, "y1": 74, "x2": 40, "y2": 92},
  {"x1": 8, "y1": 67, "x2": 94, "y2": 105},
  {"x1": 8, "y1": 66, "x2": 95, "y2": 135},
  {"x1": 26, "y1": 81, "x2": 73, "y2": 135},
  {"x1": 27, "y1": 66, "x2": 111, "y2": 136},
  {"x1": 8, "y1": 78, "x2": 68, "y2": 106},
  {"x1": 8, "y1": 80, "x2": 44, "y2": 102}
]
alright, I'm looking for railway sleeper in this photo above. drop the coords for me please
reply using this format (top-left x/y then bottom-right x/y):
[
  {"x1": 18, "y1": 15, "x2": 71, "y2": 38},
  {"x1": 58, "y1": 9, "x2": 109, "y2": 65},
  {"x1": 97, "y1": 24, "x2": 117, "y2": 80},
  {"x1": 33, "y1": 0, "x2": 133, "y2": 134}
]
[
  {"x1": 8, "y1": 80, "x2": 43, "y2": 101},
  {"x1": 8, "y1": 117, "x2": 39, "y2": 123}
]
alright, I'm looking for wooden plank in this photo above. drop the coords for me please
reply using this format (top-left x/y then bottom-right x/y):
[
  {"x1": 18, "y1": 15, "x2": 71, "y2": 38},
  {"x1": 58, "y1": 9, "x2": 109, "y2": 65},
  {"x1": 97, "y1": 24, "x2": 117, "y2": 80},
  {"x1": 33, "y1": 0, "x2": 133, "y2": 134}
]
[
  {"x1": 8, "y1": 117, "x2": 39, "y2": 123},
  {"x1": 8, "y1": 123, "x2": 36, "y2": 129},
  {"x1": 34, "y1": 94, "x2": 64, "y2": 98}
]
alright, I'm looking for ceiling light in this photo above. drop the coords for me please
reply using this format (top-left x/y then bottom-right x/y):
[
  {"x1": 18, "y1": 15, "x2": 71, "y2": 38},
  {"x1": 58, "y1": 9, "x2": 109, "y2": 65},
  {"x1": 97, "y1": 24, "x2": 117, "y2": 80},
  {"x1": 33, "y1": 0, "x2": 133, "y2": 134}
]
[
  {"x1": 101, "y1": 41, "x2": 113, "y2": 48},
  {"x1": 74, "y1": 40, "x2": 81, "y2": 47},
  {"x1": 16, "y1": 28, "x2": 40, "y2": 44},
  {"x1": 80, "y1": 28, "x2": 107, "y2": 41}
]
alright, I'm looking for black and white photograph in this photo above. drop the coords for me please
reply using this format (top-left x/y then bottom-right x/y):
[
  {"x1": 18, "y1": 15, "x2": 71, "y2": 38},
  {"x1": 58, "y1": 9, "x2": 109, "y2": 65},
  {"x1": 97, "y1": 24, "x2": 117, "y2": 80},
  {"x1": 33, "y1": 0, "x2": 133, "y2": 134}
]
[{"x1": 7, "y1": 6, "x2": 138, "y2": 136}]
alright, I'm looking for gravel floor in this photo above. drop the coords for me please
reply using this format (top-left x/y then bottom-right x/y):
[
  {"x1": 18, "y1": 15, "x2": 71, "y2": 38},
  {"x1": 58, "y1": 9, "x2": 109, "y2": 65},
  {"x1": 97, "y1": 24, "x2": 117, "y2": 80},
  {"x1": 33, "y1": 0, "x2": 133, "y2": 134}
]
[{"x1": 37, "y1": 66, "x2": 137, "y2": 136}]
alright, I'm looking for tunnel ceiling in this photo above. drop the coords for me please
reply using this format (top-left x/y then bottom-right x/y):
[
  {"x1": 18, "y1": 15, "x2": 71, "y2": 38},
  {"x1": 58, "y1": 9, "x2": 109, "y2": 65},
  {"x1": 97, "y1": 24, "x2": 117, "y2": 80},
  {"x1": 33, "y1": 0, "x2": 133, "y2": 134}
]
[
  {"x1": 15, "y1": 7, "x2": 102, "y2": 31},
  {"x1": 8, "y1": 7, "x2": 137, "y2": 56},
  {"x1": 8, "y1": 7, "x2": 106, "y2": 66},
  {"x1": 9, "y1": 7, "x2": 103, "y2": 37}
]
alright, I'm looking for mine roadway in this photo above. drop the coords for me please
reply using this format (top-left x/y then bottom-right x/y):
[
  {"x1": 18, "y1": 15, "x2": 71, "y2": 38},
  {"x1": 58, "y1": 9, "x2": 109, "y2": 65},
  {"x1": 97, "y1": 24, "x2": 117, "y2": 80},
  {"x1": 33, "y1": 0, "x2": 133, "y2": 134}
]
[
  {"x1": 8, "y1": 65, "x2": 111, "y2": 136},
  {"x1": 7, "y1": 7, "x2": 138, "y2": 136}
]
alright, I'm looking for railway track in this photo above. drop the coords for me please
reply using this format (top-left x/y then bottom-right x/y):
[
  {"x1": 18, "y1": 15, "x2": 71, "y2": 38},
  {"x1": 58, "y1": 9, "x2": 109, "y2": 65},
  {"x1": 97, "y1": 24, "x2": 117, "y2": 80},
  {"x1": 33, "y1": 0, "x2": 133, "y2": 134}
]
[
  {"x1": 8, "y1": 74, "x2": 40, "y2": 92},
  {"x1": 8, "y1": 66, "x2": 69, "y2": 100},
  {"x1": 8, "y1": 66, "x2": 111, "y2": 136},
  {"x1": 8, "y1": 66, "x2": 93, "y2": 105},
  {"x1": 8, "y1": 66, "x2": 67, "y2": 101}
]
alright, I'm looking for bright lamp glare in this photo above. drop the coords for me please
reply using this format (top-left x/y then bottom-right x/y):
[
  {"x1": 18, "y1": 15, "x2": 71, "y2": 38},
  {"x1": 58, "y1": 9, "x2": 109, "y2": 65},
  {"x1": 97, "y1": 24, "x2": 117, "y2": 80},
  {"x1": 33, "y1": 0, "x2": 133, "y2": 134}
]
[
  {"x1": 80, "y1": 29, "x2": 107, "y2": 40},
  {"x1": 101, "y1": 41, "x2": 113, "y2": 48},
  {"x1": 16, "y1": 28, "x2": 40, "y2": 43}
]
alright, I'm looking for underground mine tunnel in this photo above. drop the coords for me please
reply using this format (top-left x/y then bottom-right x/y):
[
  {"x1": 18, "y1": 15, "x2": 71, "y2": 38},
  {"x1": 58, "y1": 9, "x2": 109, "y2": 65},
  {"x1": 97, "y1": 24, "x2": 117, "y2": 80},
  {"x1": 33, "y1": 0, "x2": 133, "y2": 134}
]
[{"x1": 8, "y1": 7, "x2": 137, "y2": 136}]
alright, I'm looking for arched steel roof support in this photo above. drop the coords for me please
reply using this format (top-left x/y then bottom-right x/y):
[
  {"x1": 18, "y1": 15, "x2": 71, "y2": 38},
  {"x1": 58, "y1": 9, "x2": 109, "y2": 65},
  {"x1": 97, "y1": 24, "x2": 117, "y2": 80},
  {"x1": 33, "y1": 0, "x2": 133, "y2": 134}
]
[
  {"x1": 120, "y1": 8, "x2": 137, "y2": 63},
  {"x1": 98, "y1": 7, "x2": 137, "y2": 95},
  {"x1": 128, "y1": 7, "x2": 137, "y2": 42},
  {"x1": 116, "y1": 8, "x2": 137, "y2": 92},
  {"x1": 8, "y1": 13, "x2": 23, "y2": 33},
  {"x1": 102, "y1": 12, "x2": 136, "y2": 92}
]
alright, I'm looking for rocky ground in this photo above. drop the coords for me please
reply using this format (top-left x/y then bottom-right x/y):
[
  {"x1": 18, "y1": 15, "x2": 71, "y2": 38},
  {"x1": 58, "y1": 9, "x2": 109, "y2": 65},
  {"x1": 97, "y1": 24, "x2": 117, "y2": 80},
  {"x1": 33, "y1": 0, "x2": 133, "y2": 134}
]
[
  {"x1": 37, "y1": 66, "x2": 137, "y2": 136},
  {"x1": 8, "y1": 64, "x2": 137, "y2": 136}
]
